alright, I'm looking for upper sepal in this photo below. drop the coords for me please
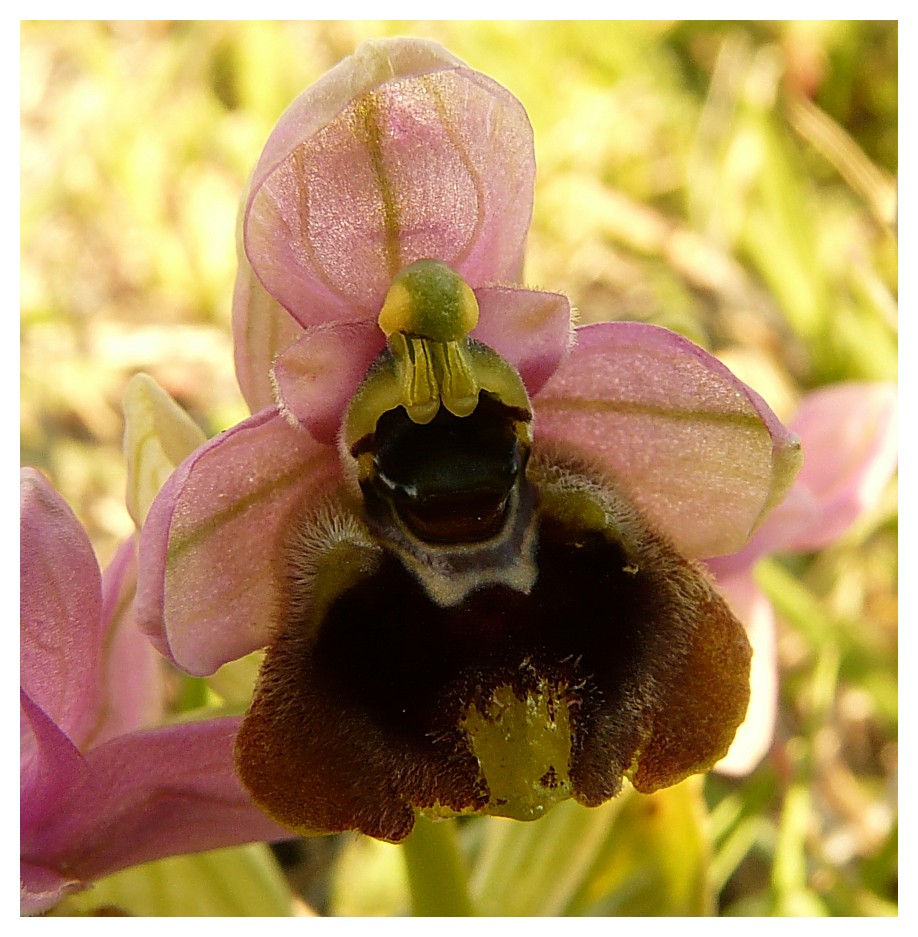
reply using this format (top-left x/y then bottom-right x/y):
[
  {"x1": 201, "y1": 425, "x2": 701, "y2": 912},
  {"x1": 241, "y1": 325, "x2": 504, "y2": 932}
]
[{"x1": 243, "y1": 38, "x2": 535, "y2": 328}]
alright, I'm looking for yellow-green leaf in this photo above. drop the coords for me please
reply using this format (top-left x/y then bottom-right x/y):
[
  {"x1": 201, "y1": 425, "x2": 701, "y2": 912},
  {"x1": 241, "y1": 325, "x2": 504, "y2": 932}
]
[
  {"x1": 122, "y1": 373, "x2": 207, "y2": 526},
  {"x1": 55, "y1": 843, "x2": 300, "y2": 917}
]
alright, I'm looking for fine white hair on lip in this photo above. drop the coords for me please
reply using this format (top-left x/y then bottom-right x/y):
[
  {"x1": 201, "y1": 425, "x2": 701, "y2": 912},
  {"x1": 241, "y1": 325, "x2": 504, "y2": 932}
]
[{"x1": 283, "y1": 499, "x2": 379, "y2": 625}]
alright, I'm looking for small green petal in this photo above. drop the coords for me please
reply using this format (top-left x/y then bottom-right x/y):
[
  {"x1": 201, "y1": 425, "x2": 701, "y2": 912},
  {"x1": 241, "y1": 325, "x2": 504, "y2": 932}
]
[
  {"x1": 122, "y1": 373, "x2": 207, "y2": 527},
  {"x1": 205, "y1": 650, "x2": 266, "y2": 708}
]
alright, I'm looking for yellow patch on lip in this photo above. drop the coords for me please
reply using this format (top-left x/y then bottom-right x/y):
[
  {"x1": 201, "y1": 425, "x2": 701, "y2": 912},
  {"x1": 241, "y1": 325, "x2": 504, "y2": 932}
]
[{"x1": 459, "y1": 680, "x2": 574, "y2": 821}]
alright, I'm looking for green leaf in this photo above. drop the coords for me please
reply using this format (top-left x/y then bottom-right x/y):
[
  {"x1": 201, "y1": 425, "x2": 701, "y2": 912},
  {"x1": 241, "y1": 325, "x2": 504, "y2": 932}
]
[
  {"x1": 470, "y1": 778, "x2": 713, "y2": 916},
  {"x1": 122, "y1": 373, "x2": 207, "y2": 527},
  {"x1": 401, "y1": 817, "x2": 474, "y2": 917},
  {"x1": 329, "y1": 835, "x2": 409, "y2": 917},
  {"x1": 56, "y1": 844, "x2": 297, "y2": 917},
  {"x1": 568, "y1": 778, "x2": 714, "y2": 916}
]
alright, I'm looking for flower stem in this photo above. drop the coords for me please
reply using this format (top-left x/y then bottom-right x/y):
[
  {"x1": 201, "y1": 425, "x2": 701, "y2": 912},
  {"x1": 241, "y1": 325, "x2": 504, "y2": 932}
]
[{"x1": 401, "y1": 816, "x2": 474, "y2": 916}]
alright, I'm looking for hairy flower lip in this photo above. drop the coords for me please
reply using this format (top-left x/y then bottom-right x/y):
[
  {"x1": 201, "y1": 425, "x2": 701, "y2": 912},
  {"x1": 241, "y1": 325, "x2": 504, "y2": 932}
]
[{"x1": 233, "y1": 450, "x2": 752, "y2": 840}]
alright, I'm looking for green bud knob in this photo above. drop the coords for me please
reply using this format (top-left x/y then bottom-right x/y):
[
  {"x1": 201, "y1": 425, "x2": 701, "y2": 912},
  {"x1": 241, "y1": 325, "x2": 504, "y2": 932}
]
[{"x1": 377, "y1": 259, "x2": 479, "y2": 341}]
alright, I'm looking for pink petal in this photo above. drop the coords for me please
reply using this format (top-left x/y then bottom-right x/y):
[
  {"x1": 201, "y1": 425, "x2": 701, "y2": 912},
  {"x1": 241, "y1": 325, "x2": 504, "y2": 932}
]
[
  {"x1": 136, "y1": 408, "x2": 341, "y2": 675},
  {"x1": 704, "y1": 484, "x2": 820, "y2": 577},
  {"x1": 232, "y1": 248, "x2": 305, "y2": 414},
  {"x1": 782, "y1": 381, "x2": 898, "y2": 552},
  {"x1": 20, "y1": 469, "x2": 106, "y2": 749},
  {"x1": 472, "y1": 286, "x2": 573, "y2": 396},
  {"x1": 20, "y1": 690, "x2": 88, "y2": 844},
  {"x1": 272, "y1": 319, "x2": 385, "y2": 445},
  {"x1": 245, "y1": 37, "x2": 534, "y2": 327},
  {"x1": 20, "y1": 860, "x2": 82, "y2": 916},
  {"x1": 21, "y1": 715, "x2": 291, "y2": 908},
  {"x1": 249, "y1": 39, "x2": 464, "y2": 205},
  {"x1": 272, "y1": 288, "x2": 573, "y2": 444},
  {"x1": 533, "y1": 323, "x2": 802, "y2": 559},
  {"x1": 91, "y1": 538, "x2": 165, "y2": 746},
  {"x1": 702, "y1": 382, "x2": 897, "y2": 571},
  {"x1": 709, "y1": 574, "x2": 778, "y2": 776},
  {"x1": 20, "y1": 692, "x2": 87, "y2": 912}
]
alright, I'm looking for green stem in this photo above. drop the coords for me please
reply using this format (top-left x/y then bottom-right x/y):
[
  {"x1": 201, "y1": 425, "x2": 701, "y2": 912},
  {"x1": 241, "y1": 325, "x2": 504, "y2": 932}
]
[{"x1": 401, "y1": 815, "x2": 475, "y2": 916}]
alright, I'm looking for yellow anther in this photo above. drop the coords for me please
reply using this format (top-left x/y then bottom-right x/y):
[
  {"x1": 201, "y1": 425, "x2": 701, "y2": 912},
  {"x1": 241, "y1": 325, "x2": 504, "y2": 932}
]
[
  {"x1": 435, "y1": 342, "x2": 478, "y2": 418},
  {"x1": 398, "y1": 334, "x2": 441, "y2": 424},
  {"x1": 379, "y1": 260, "x2": 483, "y2": 424},
  {"x1": 377, "y1": 281, "x2": 414, "y2": 339}
]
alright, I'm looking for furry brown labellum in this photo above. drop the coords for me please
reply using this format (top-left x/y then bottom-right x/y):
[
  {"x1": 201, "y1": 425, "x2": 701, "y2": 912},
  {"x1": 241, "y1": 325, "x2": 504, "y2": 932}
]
[{"x1": 234, "y1": 261, "x2": 751, "y2": 842}]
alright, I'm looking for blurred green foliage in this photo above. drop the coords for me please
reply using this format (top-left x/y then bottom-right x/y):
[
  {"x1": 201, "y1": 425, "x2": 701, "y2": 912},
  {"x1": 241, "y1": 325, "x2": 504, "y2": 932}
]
[
  {"x1": 56, "y1": 843, "x2": 297, "y2": 917},
  {"x1": 21, "y1": 21, "x2": 896, "y2": 917}
]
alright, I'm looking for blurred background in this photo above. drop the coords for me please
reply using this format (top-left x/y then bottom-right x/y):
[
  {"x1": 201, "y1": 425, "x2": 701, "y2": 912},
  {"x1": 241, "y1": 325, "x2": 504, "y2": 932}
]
[{"x1": 21, "y1": 21, "x2": 897, "y2": 916}]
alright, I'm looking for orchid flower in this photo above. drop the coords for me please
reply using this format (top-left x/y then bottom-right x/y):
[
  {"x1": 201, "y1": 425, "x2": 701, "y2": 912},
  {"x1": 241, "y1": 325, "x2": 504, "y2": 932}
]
[
  {"x1": 20, "y1": 468, "x2": 290, "y2": 915},
  {"x1": 136, "y1": 38, "x2": 802, "y2": 844},
  {"x1": 710, "y1": 380, "x2": 898, "y2": 775}
]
